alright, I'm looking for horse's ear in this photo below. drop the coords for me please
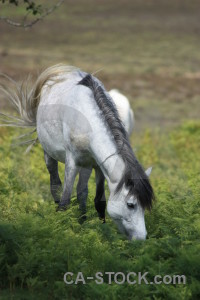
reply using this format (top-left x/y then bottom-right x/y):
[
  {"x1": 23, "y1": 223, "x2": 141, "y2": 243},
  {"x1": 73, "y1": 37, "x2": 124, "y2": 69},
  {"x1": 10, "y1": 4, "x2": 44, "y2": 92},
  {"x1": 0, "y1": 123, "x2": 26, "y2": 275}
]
[{"x1": 145, "y1": 167, "x2": 152, "y2": 177}]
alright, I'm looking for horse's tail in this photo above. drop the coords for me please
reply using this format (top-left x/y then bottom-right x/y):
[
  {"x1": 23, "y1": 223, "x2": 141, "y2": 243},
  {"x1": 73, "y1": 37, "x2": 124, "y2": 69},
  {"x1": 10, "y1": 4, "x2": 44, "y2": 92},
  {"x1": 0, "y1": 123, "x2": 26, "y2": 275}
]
[
  {"x1": 0, "y1": 74, "x2": 37, "y2": 129},
  {"x1": 0, "y1": 64, "x2": 78, "y2": 152}
]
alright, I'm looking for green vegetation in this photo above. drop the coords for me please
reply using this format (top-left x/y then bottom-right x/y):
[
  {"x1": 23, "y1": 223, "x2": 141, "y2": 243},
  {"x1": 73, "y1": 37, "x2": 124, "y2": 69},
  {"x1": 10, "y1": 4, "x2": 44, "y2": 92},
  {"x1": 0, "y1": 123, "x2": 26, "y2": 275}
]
[
  {"x1": 0, "y1": 122, "x2": 199, "y2": 299},
  {"x1": 0, "y1": 0, "x2": 43, "y2": 16},
  {"x1": 1, "y1": 0, "x2": 200, "y2": 299}
]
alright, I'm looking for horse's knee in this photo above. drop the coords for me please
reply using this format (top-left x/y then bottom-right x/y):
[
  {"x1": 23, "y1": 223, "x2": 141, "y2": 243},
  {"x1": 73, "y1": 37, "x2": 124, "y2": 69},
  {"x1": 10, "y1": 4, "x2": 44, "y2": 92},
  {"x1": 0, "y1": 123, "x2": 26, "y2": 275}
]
[
  {"x1": 77, "y1": 185, "x2": 88, "y2": 198},
  {"x1": 46, "y1": 161, "x2": 57, "y2": 175},
  {"x1": 77, "y1": 186, "x2": 88, "y2": 213},
  {"x1": 44, "y1": 152, "x2": 58, "y2": 174}
]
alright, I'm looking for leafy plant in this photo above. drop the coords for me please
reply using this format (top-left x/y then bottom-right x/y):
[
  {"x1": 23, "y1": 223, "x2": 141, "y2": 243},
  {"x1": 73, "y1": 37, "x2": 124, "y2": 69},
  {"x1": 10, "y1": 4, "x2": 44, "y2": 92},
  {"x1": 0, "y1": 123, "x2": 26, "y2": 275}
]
[{"x1": 0, "y1": 122, "x2": 200, "y2": 299}]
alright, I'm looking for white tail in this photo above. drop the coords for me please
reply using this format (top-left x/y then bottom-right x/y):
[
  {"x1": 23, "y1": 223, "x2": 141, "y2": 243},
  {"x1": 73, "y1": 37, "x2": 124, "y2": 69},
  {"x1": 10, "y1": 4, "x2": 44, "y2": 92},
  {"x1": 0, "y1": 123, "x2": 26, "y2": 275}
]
[{"x1": 0, "y1": 64, "x2": 78, "y2": 151}]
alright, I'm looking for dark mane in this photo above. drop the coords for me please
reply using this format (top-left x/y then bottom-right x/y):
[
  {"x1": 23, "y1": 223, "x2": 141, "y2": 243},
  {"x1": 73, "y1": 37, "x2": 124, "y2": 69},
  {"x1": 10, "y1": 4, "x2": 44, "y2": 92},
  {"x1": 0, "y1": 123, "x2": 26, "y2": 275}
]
[{"x1": 78, "y1": 74, "x2": 154, "y2": 210}]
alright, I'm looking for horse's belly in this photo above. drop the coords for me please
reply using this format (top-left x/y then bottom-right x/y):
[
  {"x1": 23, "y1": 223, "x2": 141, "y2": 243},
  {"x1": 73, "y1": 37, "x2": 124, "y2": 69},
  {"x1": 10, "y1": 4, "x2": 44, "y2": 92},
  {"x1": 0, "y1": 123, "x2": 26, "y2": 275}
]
[
  {"x1": 37, "y1": 117, "x2": 93, "y2": 165},
  {"x1": 37, "y1": 120, "x2": 67, "y2": 163}
]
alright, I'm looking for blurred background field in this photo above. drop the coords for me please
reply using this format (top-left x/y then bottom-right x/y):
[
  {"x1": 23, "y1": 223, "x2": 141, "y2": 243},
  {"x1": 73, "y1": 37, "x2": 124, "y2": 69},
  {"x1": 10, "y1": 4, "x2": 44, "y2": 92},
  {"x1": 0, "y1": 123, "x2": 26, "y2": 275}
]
[
  {"x1": 0, "y1": 1, "x2": 200, "y2": 299},
  {"x1": 1, "y1": 0, "x2": 200, "y2": 131}
]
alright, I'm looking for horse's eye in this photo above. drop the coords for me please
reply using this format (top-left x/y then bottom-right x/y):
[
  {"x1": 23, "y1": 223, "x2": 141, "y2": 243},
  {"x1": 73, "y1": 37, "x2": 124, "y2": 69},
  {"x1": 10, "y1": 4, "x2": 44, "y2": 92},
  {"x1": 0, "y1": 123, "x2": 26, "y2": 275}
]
[{"x1": 127, "y1": 203, "x2": 135, "y2": 209}]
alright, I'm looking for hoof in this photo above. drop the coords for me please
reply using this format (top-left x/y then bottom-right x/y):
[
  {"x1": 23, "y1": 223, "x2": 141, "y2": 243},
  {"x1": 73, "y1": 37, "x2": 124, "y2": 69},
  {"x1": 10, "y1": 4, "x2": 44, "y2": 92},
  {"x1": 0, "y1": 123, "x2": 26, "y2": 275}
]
[
  {"x1": 98, "y1": 211, "x2": 105, "y2": 221},
  {"x1": 56, "y1": 205, "x2": 67, "y2": 212},
  {"x1": 99, "y1": 217, "x2": 106, "y2": 224},
  {"x1": 79, "y1": 214, "x2": 87, "y2": 224}
]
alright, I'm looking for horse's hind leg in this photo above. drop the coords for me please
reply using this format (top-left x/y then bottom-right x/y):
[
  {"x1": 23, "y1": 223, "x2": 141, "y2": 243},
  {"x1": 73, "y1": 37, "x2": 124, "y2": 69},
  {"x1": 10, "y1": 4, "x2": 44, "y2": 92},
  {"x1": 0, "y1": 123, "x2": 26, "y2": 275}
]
[
  {"x1": 58, "y1": 154, "x2": 77, "y2": 210},
  {"x1": 44, "y1": 151, "x2": 62, "y2": 204},
  {"x1": 94, "y1": 168, "x2": 106, "y2": 223},
  {"x1": 77, "y1": 167, "x2": 92, "y2": 214}
]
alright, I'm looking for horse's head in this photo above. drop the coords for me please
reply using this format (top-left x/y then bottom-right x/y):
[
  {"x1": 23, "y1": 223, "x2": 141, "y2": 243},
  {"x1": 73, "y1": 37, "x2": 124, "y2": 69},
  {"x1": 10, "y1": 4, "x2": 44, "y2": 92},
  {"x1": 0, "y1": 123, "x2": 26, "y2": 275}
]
[{"x1": 107, "y1": 167, "x2": 152, "y2": 240}]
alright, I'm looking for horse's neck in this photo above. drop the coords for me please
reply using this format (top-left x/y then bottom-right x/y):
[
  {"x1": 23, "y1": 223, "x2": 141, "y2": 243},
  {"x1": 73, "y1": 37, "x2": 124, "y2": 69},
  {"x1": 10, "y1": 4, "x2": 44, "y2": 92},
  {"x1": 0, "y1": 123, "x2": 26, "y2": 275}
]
[
  {"x1": 100, "y1": 153, "x2": 125, "y2": 193},
  {"x1": 89, "y1": 125, "x2": 125, "y2": 192}
]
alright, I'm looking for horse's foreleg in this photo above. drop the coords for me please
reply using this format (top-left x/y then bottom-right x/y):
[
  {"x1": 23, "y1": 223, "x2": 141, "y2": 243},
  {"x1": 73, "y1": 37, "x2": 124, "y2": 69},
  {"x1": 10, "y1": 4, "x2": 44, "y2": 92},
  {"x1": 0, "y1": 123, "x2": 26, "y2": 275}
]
[
  {"x1": 44, "y1": 151, "x2": 62, "y2": 204},
  {"x1": 77, "y1": 168, "x2": 92, "y2": 214},
  {"x1": 58, "y1": 154, "x2": 77, "y2": 210},
  {"x1": 94, "y1": 168, "x2": 106, "y2": 223}
]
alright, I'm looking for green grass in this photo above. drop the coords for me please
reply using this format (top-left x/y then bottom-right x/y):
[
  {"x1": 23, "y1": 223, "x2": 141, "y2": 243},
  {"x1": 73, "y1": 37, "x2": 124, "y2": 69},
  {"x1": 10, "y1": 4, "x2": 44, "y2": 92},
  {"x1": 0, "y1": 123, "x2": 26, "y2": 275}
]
[
  {"x1": 0, "y1": 1, "x2": 200, "y2": 299},
  {"x1": 0, "y1": 122, "x2": 200, "y2": 299}
]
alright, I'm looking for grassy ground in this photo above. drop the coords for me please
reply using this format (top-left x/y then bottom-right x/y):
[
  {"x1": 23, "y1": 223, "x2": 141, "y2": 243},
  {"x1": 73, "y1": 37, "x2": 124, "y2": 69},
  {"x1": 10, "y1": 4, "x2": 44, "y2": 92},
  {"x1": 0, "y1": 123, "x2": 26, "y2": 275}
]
[
  {"x1": 0, "y1": 123, "x2": 200, "y2": 299},
  {"x1": 0, "y1": 0, "x2": 200, "y2": 299}
]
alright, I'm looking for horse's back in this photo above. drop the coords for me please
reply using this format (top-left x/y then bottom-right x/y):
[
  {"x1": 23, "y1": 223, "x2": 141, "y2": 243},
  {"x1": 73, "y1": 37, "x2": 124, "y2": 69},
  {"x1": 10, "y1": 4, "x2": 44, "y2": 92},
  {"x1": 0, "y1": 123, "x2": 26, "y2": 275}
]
[
  {"x1": 109, "y1": 89, "x2": 134, "y2": 135},
  {"x1": 36, "y1": 71, "x2": 114, "y2": 165}
]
